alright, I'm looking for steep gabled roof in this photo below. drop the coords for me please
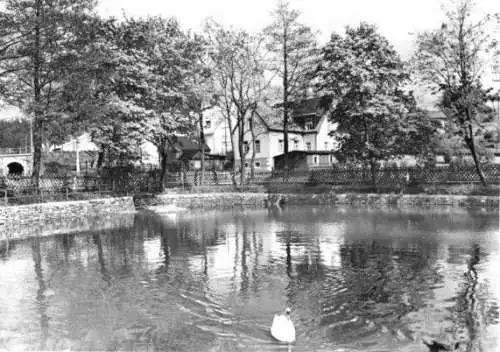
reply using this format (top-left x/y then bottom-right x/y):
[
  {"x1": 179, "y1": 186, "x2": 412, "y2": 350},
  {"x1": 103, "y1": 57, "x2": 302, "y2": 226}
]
[
  {"x1": 257, "y1": 96, "x2": 333, "y2": 134},
  {"x1": 170, "y1": 135, "x2": 210, "y2": 153}
]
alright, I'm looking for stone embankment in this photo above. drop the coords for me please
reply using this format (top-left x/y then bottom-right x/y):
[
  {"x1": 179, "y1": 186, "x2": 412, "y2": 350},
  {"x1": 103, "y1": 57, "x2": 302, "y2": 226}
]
[
  {"x1": 1, "y1": 192, "x2": 497, "y2": 241},
  {"x1": 136, "y1": 192, "x2": 498, "y2": 209},
  {"x1": 267, "y1": 193, "x2": 499, "y2": 208},
  {"x1": 0, "y1": 197, "x2": 135, "y2": 240},
  {"x1": 135, "y1": 192, "x2": 268, "y2": 209}
]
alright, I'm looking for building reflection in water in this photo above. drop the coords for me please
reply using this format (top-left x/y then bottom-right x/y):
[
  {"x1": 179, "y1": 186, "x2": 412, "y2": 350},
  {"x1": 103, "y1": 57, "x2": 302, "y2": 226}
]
[{"x1": 0, "y1": 206, "x2": 498, "y2": 351}]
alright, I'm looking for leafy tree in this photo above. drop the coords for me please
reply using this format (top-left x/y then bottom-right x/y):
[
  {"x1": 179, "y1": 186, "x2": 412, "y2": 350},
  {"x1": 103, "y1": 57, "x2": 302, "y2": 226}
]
[
  {"x1": 0, "y1": 118, "x2": 30, "y2": 148},
  {"x1": 0, "y1": 0, "x2": 96, "y2": 185},
  {"x1": 315, "y1": 23, "x2": 413, "y2": 187},
  {"x1": 412, "y1": 0, "x2": 499, "y2": 186},
  {"x1": 125, "y1": 17, "x2": 208, "y2": 188},
  {"x1": 49, "y1": 16, "x2": 148, "y2": 169},
  {"x1": 55, "y1": 15, "x2": 202, "y2": 180},
  {"x1": 264, "y1": 1, "x2": 319, "y2": 157}
]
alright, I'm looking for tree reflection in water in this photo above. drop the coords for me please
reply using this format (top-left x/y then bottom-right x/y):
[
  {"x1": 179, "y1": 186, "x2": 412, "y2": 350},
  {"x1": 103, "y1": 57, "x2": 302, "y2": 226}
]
[
  {"x1": 1, "y1": 207, "x2": 498, "y2": 351},
  {"x1": 452, "y1": 243, "x2": 499, "y2": 352},
  {"x1": 31, "y1": 236, "x2": 49, "y2": 350}
]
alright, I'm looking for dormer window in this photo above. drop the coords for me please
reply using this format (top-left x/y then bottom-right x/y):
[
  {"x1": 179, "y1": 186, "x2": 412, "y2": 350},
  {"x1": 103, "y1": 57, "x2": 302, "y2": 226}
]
[{"x1": 305, "y1": 120, "x2": 314, "y2": 130}]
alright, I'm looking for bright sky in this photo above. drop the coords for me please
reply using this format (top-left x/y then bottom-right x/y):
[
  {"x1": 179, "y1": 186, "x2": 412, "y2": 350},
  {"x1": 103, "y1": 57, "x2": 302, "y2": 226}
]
[
  {"x1": 1, "y1": 0, "x2": 498, "y2": 119},
  {"x1": 97, "y1": 0, "x2": 499, "y2": 60}
]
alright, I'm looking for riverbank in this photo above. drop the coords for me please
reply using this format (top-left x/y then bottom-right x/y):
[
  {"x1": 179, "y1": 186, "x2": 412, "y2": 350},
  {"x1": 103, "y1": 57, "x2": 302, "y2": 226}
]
[
  {"x1": 0, "y1": 197, "x2": 135, "y2": 239},
  {"x1": 1, "y1": 192, "x2": 497, "y2": 241},
  {"x1": 267, "y1": 192, "x2": 499, "y2": 208},
  {"x1": 135, "y1": 192, "x2": 498, "y2": 209}
]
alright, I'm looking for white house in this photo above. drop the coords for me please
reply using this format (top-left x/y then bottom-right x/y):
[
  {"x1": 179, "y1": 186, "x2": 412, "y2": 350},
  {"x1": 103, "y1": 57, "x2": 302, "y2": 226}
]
[{"x1": 204, "y1": 96, "x2": 339, "y2": 171}]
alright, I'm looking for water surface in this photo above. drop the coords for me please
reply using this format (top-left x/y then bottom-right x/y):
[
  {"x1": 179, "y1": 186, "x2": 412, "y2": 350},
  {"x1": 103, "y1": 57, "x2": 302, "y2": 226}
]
[{"x1": 0, "y1": 206, "x2": 498, "y2": 351}]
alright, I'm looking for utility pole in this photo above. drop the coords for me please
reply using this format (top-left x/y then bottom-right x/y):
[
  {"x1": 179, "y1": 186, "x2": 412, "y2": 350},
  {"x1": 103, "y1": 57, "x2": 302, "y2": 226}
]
[
  {"x1": 30, "y1": 116, "x2": 34, "y2": 154},
  {"x1": 75, "y1": 137, "x2": 80, "y2": 176}
]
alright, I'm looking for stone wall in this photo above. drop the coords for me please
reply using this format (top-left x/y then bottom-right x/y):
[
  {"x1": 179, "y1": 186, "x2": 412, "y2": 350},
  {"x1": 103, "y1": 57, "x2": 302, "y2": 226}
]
[
  {"x1": 1, "y1": 192, "x2": 496, "y2": 242},
  {"x1": 0, "y1": 197, "x2": 136, "y2": 240},
  {"x1": 137, "y1": 192, "x2": 498, "y2": 210},
  {"x1": 268, "y1": 192, "x2": 499, "y2": 208},
  {"x1": 135, "y1": 192, "x2": 268, "y2": 209}
]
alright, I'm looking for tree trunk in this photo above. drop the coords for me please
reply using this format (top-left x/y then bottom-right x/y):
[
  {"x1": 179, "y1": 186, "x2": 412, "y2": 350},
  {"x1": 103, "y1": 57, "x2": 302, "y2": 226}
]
[
  {"x1": 283, "y1": 25, "x2": 289, "y2": 156},
  {"x1": 465, "y1": 127, "x2": 487, "y2": 187},
  {"x1": 282, "y1": 28, "x2": 289, "y2": 170},
  {"x1": 249, "y1": 111, "x2": 256, "y2": 180},
  {"x1": 198, "y1": 111, "x2": 205, "y2": 186},
  {"x1": 159, "y1": 150, "x2": 168, "y2": 192},
  {"x1": 31, "y1": 0, "x2": 43, "y2": 188},
  {"x1": 238, "y1": 116, "x2": 246, "y2": 189},
  {"x1": 96, "y1": 144, "x2": 105, "y2": 170},
  {"x1": 225, "y1": 107, "x2": 238, "y2": 187},
  {"x1": 230, "y1": 134, "x2": 238, "y2": 186},
  {"x1": 369, "y1": 156, "x2": 377, "y2": 191},
  {"x1": 31, "y1": 117, "x2": 43, "y2": 186}
]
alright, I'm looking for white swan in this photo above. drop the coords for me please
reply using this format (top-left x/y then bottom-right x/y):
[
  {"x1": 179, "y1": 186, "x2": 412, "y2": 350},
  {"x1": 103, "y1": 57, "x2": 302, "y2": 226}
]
[{"x1": 270, "y1": 307, "x2": 296, "y2": 343}]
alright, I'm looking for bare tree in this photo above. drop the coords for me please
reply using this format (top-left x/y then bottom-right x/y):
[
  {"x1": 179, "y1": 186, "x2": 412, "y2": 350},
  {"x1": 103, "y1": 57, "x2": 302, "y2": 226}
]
[
  {"x1": 413, "y1": 0, "x2": 499, "y2": 186},
  {"x1": 264, "y1": 1, "x2": 319, "y2": 160},
  {"x1": 205, "y1": 21, "x2": 269, "y2": 187}
]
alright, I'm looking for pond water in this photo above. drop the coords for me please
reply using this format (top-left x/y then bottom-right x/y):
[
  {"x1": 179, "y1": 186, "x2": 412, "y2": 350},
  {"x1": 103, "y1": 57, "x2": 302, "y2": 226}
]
[{"x1": 0, "y1": 206, "x2": 499, "y2": 352}]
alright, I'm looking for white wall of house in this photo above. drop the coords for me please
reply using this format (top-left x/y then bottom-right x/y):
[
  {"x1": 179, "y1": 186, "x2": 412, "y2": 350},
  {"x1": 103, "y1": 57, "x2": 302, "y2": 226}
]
[
  {"x1": 205, "y1": 109, "x2": 340, "y2": 171},
  {"x1": 203, "y1": 108, "x2": 231, "y2": 155},
  {"x1": 315, "y1": 118, "x2": 338, "y2": 151},
  {"x1": 51, "y1": 133, "x2": 99, "y2": 152},
  {"x1": 139, "y1": 141, "x2": 159, "y2": 166},
  {"x1": 205, "y1": 123, "x2": 231, "y2": 155}
]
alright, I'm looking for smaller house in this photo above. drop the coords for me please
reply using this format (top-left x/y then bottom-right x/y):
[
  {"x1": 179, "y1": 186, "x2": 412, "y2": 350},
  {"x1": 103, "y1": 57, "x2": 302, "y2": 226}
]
[
  {"x1": 274, "y1": 150, "x2": 336, "y2": 170},
  {"x1": 166, "y1": 136, "x2": 211, "y2": 171}
]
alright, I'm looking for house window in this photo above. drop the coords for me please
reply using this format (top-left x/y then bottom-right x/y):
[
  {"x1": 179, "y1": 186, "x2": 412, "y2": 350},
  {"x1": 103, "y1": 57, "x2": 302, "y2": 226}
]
[
  {"x1": 204, "y1": 120, "x2": 211, "y2": 129},
  {"x1": 279, "y1": 139, "x2": 283, "y2": 152},
  {"x1": 306, "y1": 142, "x2": 311, "y2": 151},
  {"x1": 313, "y1": 155, "x2": 318, "y2": 164},
  {"x1": 255, "y1": 161, "x2": 261, "y2": 168},
  {"x1": 244, "y1": 141, "x2": 249, "y2": 153},
  {"x1": 324, "y1": 141, "x2": 328, "y2": 150},
  {"x1": 293, "y1": 139, "x2": 299, "y2": 150},
  {"x1": 255, "y1": 140, "x2": 261, "y2": 153},
  {"x1": 244, "y1": 162, "x2": 249, "y2": 167},
  {"x1": 305, "y1": 120, "x2": 314, "y2": 130}
]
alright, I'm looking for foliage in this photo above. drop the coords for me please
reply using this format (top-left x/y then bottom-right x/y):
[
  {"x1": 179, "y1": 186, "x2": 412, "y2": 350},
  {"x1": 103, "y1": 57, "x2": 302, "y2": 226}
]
[
  {"x1": 54, "y1": 16, "x2": 206, "y2": 176},
  {"x1": 315, "y1": 22, "x2": 415, "y2": 186},
  {"x1": 263, "y1": 1, "x2": 319, "y2": 154},
  {"x1": 129, "y1": 17, "x2": 210, "y2": 187},
  {"x1": 0, "y1": 0, "x2": 98, "y2": 184},
  {"x1": 0, "y1": 118, "x2": 29, "y2": 148},
  {"x1": 412, "y1": 0, "x2": 499, "y2": 186}
]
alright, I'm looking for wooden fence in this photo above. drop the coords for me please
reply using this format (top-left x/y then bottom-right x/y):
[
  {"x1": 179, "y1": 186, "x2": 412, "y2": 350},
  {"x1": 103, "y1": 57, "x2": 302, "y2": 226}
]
[{"x1": 1, "y1": 164, "x2": 499, "y2": 205}]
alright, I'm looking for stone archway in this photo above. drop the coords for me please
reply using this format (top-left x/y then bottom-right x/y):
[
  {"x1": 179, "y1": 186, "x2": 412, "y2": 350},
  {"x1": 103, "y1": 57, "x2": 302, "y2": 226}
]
[{"x1": 7, "y1": 162, "x2": 24, "y2": 176}]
